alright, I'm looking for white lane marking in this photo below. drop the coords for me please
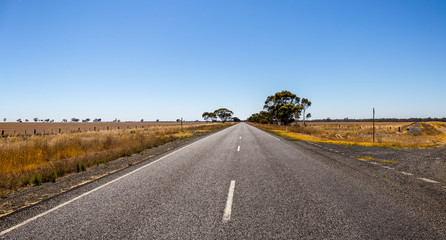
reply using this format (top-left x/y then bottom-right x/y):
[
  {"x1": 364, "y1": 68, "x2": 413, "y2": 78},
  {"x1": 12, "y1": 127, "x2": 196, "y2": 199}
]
[
  {"x1": 368, "y1": 162, "x2": 379, "y2": 165},
  {"x1": 0, "y1": 126, "x2": 234, "y2": 236},
  {"x1": 239, "y1": 136, "x2": 241, "y2": 139},
  {"x1": 222, "y1": 180, "x2": 236, "y2": 223},
  {"x1": 418, "y1": 177, "x2": 440, "y2": 184},
  {"x1": 271, "y1": 135, "x2": 281, "y2": 141},
  {"x1": 382, "y1": 166, "x2": 394, "y2": 170},
  {"x1": 237, "y1": 146, "x2": 240, "y2": 152},
  {"x1": 400, "y1": 171, "x2": 414, "y2": 176}
]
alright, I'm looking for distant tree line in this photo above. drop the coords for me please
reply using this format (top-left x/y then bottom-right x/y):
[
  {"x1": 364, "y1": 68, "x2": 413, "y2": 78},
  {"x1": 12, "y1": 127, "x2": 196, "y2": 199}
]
[
  {"x1": 5, "y1": 117, "x2": 104, "y2": 123},
  {"x1": 247, "y1": 90, "x2": 312, "y2": 126}
]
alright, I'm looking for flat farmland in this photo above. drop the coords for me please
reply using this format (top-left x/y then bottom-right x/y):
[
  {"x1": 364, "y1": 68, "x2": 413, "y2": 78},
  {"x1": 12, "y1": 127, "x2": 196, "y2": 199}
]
[
  {"x1": 254, "y1": 121, "x2": 446, "y2": 148},
  {"x1": 0, "y1": 122, "x2": 196, "y2": 136},
  {"x1": 0, "y1": 122, "x2": 233, "y2": 197}
]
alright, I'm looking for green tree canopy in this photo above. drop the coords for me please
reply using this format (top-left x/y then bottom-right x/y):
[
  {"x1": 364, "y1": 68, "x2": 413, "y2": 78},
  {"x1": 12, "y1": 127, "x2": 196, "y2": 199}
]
[
  {"x1": 202, "y1": 111, "x2": 223, "y2": 122},
  {"x1": 202, "y1": 112, "x2": 211, "y2": 122},
  {"x1": 263, "y1": 90, "x2": 303, "y2": 125},
  {"x1": 214, "y1": 108, "x2": 234, "y2": 123}
]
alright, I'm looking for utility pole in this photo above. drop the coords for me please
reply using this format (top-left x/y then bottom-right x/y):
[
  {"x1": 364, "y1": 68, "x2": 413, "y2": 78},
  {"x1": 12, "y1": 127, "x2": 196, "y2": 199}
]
[{"x1": 373, "y1": 108, "x2": 375, "y2": 143}]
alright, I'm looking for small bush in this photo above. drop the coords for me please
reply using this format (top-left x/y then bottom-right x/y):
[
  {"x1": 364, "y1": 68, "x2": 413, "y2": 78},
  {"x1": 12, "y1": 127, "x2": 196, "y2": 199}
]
[
  {"x1": 48, "y1": 170, "x2": 57, "y2": 182},
  {"x1": 32, "y1": 173, "x2": 42, "y2": 186},
  {"x1": 76, "y1": 163, "x2": 86, "y2": 172}
]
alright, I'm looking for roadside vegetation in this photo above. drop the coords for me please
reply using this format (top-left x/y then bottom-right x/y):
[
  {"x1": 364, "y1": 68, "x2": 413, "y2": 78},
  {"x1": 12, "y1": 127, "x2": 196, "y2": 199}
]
[
  {"x1": 202, "y1": 108, "x2": 240, "y2": 123},
  {"x1": 0, "y1": 123, "x2": 233, "y2": 197},
  {"x1": 250, "y1": 122, "x2": 446, "y2": 149},
  {"x1": 247, "y1": 90, "x2": 311, "y2": 126},
  {"x1": 246, "y1": 90, "x2": 446, "y2": 149}
]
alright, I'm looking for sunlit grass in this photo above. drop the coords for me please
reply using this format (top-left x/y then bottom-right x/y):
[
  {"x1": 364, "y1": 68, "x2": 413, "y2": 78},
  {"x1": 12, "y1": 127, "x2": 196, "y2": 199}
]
[
  {"x1": 0, "y1": 123, "x2": 233, "y2": 197},
  {"x1": 250, "y1": 122, "x2": 445, "y2": 149}
]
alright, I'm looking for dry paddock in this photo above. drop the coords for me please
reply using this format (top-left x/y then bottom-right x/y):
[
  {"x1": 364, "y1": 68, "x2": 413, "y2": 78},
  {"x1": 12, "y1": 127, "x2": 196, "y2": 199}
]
[{"x1": 0, "y1": 122, "x2": 197, "y2": 136}]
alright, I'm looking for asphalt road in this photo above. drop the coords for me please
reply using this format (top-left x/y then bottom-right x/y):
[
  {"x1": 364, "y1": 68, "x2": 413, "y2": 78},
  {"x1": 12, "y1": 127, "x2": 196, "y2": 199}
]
[{"x1": 1, "y1": 123, "x2": 445, "y2": 239}]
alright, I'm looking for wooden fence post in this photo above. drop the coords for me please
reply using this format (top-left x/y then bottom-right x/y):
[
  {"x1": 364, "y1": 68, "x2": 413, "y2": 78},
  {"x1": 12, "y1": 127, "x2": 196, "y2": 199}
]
[{"x1": 34, "y1": 129, "x2": 36, "y2": 135}]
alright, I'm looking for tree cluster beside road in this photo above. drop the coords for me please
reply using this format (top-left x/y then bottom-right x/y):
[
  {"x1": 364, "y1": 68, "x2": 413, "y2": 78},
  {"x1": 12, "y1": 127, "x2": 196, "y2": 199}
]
[
  {"x1": 202, "y1": 108, "x2": 239, "y2": 123},
  {"x1": 247, "y1": 90, "x2": 312, "y2": 126}
]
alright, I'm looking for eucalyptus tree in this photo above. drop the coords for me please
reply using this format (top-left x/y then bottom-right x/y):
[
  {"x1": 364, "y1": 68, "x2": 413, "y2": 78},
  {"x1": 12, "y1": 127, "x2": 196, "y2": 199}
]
[
  {"x1": 214, "y1": 108, "x2": 234, "y2": 123},
  {"x1": 264, "y1": 90, "x2": 302, "y2": 125},
  {"x1": 301, "y1": 98, "x2": 312, "y2": 126}
]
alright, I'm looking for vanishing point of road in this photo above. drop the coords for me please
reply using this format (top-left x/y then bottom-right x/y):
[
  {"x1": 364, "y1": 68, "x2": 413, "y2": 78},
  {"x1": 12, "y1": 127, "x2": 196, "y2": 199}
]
[{"x1": 1, "y1": 123, "x2": 445, "y2": 239}]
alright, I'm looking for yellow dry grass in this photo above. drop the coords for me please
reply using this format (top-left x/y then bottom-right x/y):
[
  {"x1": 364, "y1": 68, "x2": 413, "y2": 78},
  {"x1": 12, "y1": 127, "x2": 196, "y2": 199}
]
[
  {"x1": 0, "y1": 123, "x2": 233, "y2": 197},
  {"x1": 251, "y1": 122, "x2": 446, "y2": 149}
]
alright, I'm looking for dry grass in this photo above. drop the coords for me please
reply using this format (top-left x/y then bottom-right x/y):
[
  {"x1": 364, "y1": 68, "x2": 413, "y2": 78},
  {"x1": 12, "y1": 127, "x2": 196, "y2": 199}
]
[
  {"x1": 0, "y1": 122, "x2": 198, "y2": 136},
  {"x1": 0, "y1": 123, "x2": 233, "y2": 197},
  {"x1": 250, "y1": 122, "x2": 446, "y2": 149}
]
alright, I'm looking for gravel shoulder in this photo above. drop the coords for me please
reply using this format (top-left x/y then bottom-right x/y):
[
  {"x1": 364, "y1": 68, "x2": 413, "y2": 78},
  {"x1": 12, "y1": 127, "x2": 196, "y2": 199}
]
[{"x1": 287, "y1": 137, "x2": 446, "y2": 183}]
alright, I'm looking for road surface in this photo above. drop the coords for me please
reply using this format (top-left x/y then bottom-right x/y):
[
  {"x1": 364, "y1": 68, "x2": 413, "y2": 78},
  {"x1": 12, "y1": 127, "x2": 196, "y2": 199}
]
[{"x1": 1, "y1": 123, "x2": 445, "y2": 239}]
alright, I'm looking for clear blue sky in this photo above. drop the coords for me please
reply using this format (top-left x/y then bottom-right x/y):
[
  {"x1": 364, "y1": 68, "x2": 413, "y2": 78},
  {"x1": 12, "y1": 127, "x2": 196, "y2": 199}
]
[{"x1": 1, "y1": 0, "x2": 445, "y2": 121}]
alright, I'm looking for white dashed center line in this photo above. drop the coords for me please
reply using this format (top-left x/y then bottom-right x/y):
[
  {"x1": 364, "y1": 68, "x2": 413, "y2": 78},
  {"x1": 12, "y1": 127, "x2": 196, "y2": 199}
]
[
  {"x1": 237, "y1": 146, "x2": 240, "y2": 152},
  {"x1": 418, "y1": 177, "x2": 440, "y2": 184},
  {"x1": 400, "y1": 171, "x2": 414, "y2": 176},
  {"x1": 222, "y1": 180, "x2": 236, "y2": 223}
]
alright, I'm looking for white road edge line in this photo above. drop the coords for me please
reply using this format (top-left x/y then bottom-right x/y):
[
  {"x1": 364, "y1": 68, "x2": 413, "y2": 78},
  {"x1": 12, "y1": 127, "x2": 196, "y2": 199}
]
[
  {"x1": 237, "y1": 146, "x2": 240, "y2": 152},
  {"x1": 269, "y1": 134, "x2": 281, "y2": 141},
  {"x1": 250, "y1": 124, "x2": 280, "y2": 141},
  {"x1": 418, "y1": 177, "x2": 440, "y2": 184},
  {"x1": 0, "y1": 126, "x2": 233, "y2": 236},
  {"x1": 222, "y1": 180, "x2": 236, "y2": 223}
]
